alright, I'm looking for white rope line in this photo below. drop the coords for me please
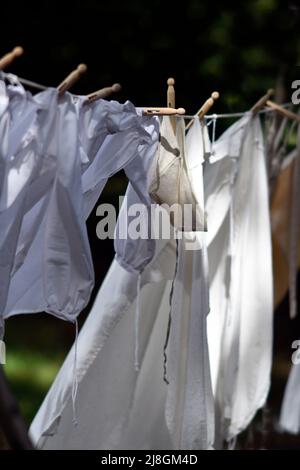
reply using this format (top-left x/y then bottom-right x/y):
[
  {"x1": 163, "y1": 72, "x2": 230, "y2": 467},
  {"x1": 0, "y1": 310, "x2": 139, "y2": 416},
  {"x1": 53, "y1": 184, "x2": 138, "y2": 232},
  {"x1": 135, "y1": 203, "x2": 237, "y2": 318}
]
[
  {"x1": 17, "y1": 77, "x2": 48, "y2": 90},
  {"x1": 2, "y1": 72, "x2": 296, "y2": 120},
  {"x1": 184, "y1": 111, "x2": 249, "y2": 120},
  {"x1": 2, "y1": 72, "x2": 48, "y2": 90},
  {"x1": 184, "y1": 103, "x2": 294, "y2": 121}
]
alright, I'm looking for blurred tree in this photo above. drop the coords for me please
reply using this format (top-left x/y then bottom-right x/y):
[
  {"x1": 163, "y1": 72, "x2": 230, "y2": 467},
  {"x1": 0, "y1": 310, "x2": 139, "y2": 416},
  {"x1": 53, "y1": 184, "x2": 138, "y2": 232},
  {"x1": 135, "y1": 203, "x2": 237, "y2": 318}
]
[{"x1": 0, "y1": 0, "x2": 299, "y2": 112}]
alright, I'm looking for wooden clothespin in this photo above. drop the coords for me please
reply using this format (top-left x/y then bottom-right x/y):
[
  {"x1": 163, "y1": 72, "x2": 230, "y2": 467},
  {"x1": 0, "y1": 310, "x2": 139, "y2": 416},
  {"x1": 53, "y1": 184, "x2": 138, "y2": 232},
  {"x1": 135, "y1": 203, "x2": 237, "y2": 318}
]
[
  {"x1": 141, "y1": 78, "x2": 185, "y2": 116},
  {"x1": 167, "y1": 78, "x2": 176, "y2": 133},
  {"x1": 186, "y1": 91, "x2": 220, "y2": 130},
  {"x1": 251, "y1": 88, "x2": 300, "y2": 122},
  {"x1": 57, "y1": 64, "x2": 87, "y2": 94},
  {"x1": 85, "y1": 83, "x2": 121, "y2": 103},
  {"x1": 0, "y1": 46, "x2": 24, "y2": 71},
  {"x1": 142, "y1": 107, "x2": 185, "y2": 116},
  {"x1": 251, "y1": 89, "x2": 274, "y2": 114},
  {"x1": 266, "y1": 99, "x2": 300, "y2": 123}
]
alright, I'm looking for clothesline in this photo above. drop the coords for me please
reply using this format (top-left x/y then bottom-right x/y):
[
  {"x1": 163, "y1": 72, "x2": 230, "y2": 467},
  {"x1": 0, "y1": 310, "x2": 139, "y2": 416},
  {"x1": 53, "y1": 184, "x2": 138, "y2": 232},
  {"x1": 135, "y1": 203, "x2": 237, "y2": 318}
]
[
  {"x1": 2, "y1": 72, "x2": 296, "y2": 121},
  {"x1": 16, "y1": 77, "x2": 47, "y2": 91},
  {"x1": 185, "y1": 103, "x2": 294, "y2": 120},
  {"x1": 1, "y1": 72, "x2": 48, "y2": 91}
]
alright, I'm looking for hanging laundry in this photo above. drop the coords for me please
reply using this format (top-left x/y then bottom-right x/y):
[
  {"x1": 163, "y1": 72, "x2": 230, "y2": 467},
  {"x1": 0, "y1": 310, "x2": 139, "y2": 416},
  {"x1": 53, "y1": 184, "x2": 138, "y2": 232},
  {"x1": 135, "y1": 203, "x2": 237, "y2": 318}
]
[
  {"x1": 207, "y1": 114, "x2": 273, "y2": 445},
  {"x1": 288, "y1": 125, "x2": 300, "y2": 319},
  {"x1": 279, "y1": 361, "x2": 300, "y2": 434},
  {"x1": 276, "y1": 129, "x2": 300, "y2": 436},
  {"x1": 2, "y1": 94, "x2": 158, "y2": 328},
  {"x1": 271, "y1": 149, "x2": 299, "y2": 306},
  {"x1": 267, "y1": 114, "x2": 300, "y2": 316},
  {"x1": 42, "y1": 92, "x2": 94, "y2": 321},
  {"x1": 148, "y1": 117, "x2": 206, "y2": 232},
  {"x1": 0, "y1": 73, "x2": 291, "y2": 451},
  {"x1": 265, "y1": 112, "x2": 289, "y2": 186},
  {"x1": 163, "y1": 118, "x2": 214, "y2": 450},
  {"x1": 0, "y1": 77, "x2": 10, "y2": 338},
  {"x1": 114, "y1": 115, "x2": 160, "y2": 275},
  {"x1": 0, "y1": 76, "x2": 57, "y2": 338},
  {"x1": 29, "y1": 116, "x2": 213, "y2": 450}
]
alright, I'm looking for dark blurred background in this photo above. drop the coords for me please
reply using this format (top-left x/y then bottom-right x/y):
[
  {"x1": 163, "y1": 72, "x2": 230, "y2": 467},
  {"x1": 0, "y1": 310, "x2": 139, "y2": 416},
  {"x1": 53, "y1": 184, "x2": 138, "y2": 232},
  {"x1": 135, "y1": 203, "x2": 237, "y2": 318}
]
[{"x1": 1, "y1": 0, "x2": 300, "y2": 449}]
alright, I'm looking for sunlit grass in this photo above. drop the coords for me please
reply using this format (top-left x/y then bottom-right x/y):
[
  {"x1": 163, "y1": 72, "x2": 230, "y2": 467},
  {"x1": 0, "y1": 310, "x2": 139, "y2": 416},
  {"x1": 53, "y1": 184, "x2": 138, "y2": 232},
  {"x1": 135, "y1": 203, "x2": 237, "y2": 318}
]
[
  {"x1": 5, "y1": 350, "x2": 63, "y2": 389},
  {"x1": 4, "y1": 349, "x2": 65, "y2": 424},
  {"x1": 3, "y1": 314, "x2": 74, "y2": 425}
]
